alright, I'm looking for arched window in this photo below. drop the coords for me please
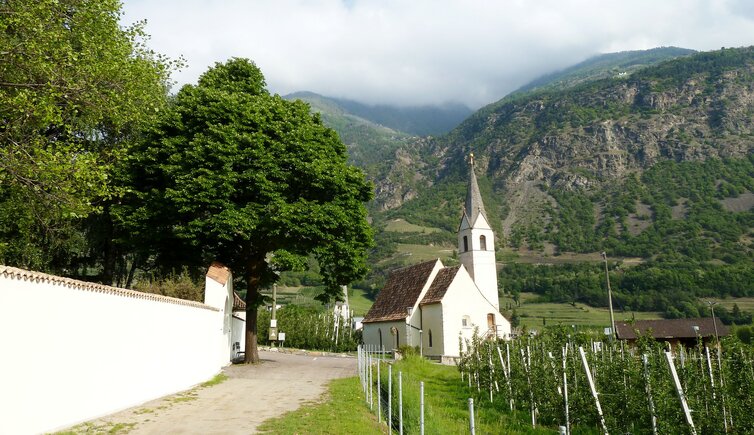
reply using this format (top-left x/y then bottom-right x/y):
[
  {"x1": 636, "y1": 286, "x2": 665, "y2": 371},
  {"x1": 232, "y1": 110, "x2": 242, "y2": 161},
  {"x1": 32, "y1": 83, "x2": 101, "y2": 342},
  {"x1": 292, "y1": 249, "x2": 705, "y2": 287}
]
[
  {"x1": 428, "y1": 329, "x2": 433, "y2": 348},
  {"x1": 480, "y1": 235, "x2": 487, "y2": 251},
  {"x1": 378, "y1": 328, "x2": 383, "y2": 348},
  {"x1": 463, "y1": 235, "x2": 469, "y2": 252}
]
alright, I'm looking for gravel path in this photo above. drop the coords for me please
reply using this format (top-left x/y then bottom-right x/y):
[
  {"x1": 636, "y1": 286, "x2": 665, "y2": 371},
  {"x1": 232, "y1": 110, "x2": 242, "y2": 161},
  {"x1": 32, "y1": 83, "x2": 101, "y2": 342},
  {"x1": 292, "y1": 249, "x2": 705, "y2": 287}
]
[{"x1": 70, "y1": 350, "x2": 356, "y2": 434}]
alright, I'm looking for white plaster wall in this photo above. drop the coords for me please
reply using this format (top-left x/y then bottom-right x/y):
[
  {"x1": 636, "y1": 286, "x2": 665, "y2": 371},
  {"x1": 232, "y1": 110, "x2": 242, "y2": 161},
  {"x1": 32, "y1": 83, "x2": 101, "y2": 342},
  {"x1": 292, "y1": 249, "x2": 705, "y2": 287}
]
[
  {"x1": 420, "y1": 304, "x2": 444, "y2": 356},
  {"x1": 363, "y1": 320, "x2": 405, "y2": 351},
  {"x1": 440, "y1": 267, "x2": 510, "y2": 358},
  {"x1": 231, "y1": 311, "x2": 247, "y2": 355},
  {"x1": 0, "y1": 270, "x2": 227, "y2": 435}
]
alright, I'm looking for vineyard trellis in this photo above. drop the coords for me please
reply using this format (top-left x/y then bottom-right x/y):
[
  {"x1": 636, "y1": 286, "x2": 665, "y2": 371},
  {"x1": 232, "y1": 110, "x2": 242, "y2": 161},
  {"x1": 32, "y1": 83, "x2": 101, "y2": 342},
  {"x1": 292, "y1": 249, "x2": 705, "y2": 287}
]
[
  {"x1": 458, "y1": 327, "x2": 754, "y2": 434},
  {"x1": 257, "y1": 305, "x2": 359, "y2": 352}
]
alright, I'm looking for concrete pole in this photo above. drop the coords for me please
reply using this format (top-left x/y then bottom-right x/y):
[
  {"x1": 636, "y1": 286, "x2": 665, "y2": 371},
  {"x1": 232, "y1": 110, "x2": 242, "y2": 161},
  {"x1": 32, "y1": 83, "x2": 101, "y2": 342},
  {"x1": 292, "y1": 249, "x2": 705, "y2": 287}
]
[{"x1": 602, "y1": 252, "x2": 616, "y2": 340}]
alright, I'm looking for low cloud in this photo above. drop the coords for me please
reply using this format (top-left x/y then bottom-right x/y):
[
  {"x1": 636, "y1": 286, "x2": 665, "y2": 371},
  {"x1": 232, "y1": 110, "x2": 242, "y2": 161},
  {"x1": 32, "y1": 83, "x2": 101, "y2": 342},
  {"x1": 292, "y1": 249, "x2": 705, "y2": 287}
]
[{"x1": 122, "y1": 0, "x2": 754, "y2": 108}]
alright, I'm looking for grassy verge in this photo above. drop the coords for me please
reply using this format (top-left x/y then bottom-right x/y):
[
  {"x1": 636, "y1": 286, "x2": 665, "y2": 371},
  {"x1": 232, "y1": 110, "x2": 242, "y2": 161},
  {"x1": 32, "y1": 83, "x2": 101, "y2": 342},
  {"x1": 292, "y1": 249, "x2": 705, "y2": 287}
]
[
  {"x1": 256, "y1": 377, "x2": 386, "y2": 434},
  {"x1": 381, "y1": 356, "x2": 553, "y2": 434},
  {"x1": 260, "y1": 356, "x2": 557, "y2": 434}
]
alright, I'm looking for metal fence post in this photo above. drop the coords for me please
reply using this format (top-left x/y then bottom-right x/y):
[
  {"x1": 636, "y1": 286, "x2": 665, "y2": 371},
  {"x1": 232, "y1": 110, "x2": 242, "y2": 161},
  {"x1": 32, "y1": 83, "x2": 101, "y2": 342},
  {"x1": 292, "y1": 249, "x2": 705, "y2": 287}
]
[
  {"x1": 399, "y1": 371, "x2": 403, "y2": 435},
  {"x1": 377, "y1": 361, "x2": 382, "y2": 422},
  {"x1": 420, "y1": 381, "x2": 425, "y2": 435},
  {"x1": 388, "y1": 364, "x2": 392, "y2": 434},
  {"x1": 468, "y1": 398, "x2": 475, "y2": 435}
]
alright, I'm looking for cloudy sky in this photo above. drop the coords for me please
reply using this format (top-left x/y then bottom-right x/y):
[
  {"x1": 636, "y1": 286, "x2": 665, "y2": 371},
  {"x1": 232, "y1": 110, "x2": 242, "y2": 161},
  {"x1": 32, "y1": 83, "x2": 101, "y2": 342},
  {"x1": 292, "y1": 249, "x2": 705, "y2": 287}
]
[{"x1": 121, "y1": 0, "x2": 754, "y2": 108}]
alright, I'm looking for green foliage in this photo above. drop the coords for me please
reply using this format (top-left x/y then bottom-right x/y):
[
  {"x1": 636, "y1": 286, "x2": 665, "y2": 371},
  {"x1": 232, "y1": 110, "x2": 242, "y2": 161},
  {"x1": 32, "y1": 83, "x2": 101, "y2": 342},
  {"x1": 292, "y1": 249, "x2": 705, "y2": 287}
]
[
  {"x1": 257, "y1": 305, "x2": 359, "y2": 352},
  {"x1": 132, "y1": 270, "x2": 204, "y2": 302},
  {"x1": 0, "y1": 0, "x2": 174, "y2": 270},
  {"x1": 460, "y1": 329, "x2": 754, "y2": 433},
  {"x1": 117, "y1": 58, "x2": 373, "y2": 298}
]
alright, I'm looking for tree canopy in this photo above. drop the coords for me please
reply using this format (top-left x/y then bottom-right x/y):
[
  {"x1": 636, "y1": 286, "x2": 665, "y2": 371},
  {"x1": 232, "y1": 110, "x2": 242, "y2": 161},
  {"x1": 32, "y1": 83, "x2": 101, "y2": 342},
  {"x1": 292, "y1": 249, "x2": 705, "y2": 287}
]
[
  {"x1": 0, "y1": 0, "x2": 175, "y2": 269},
  {"x1": 120, "y1": 58, "x2": 374, "y2": 362}
]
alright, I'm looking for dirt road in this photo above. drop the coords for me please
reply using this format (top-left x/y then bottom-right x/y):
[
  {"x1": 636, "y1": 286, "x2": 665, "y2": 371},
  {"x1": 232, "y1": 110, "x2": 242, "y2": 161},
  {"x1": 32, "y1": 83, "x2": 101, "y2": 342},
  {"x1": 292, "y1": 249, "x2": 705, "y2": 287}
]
[{"x1": 70, "y1": 350, "x2": 356, "y2": 434}]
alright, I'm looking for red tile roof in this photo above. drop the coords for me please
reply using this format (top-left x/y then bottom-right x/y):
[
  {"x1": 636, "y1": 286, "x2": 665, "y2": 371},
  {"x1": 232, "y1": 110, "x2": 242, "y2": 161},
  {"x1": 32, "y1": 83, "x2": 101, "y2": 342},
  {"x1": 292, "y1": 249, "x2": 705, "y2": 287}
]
[
  {"x1": 419, "y1": 266, "x2": 460, "y2": 306},
  {"x1": 233, "y1": 291, "x2": 246, "y2": 311},
  {"x1": 206, "y1": 261, "x2": 231, "y2": 285},
  {"x1": 362, "y1": 260, "x2": 439, "y2": 323},
  {"x1": 616, "y1": 318, "x2": 729, "y2": 340}
]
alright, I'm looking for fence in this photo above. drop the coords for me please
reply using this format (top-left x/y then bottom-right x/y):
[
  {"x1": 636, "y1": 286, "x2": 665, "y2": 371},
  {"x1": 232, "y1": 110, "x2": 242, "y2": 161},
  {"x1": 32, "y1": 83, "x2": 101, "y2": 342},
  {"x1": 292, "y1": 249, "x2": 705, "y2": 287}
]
[
  {"x1": 357, "y1": 345, "x2": 478, "y2": 434},
  {"x1": 0, "y1": 265, "x2": 234, "y2": 435}
]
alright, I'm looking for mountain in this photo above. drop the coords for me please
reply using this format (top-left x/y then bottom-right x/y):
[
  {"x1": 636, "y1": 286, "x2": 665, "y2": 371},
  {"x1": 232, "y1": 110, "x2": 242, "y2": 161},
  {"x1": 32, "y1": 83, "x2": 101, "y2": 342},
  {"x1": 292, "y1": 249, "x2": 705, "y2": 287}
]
[
  {"x1": 375, "y1": 46, "x2": 754, "y2": 265},
  {"x1": 285, "y1": 92, "x2": 473, "y2": 136},
  {"x1": 283, "y1": 91, "x2": 413, "y2": 173},
  {"x1": 512, "y1": 46, "x2": 697, "y2": 96}
]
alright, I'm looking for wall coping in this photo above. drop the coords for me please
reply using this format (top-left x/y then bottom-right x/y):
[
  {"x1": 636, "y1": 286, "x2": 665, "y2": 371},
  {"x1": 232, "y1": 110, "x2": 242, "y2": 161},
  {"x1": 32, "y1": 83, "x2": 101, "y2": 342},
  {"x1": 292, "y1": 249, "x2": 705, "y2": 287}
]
[{"x1": 0, "y1": 265, "x2": 219, "y2": 311}]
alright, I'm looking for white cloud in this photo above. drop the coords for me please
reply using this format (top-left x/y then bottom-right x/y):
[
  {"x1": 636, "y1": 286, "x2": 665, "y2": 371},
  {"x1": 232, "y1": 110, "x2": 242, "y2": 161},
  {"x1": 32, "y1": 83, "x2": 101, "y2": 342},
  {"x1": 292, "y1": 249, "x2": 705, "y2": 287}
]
[{"x1": 122, "y1": 0, "x2": 754, "y2": 108}]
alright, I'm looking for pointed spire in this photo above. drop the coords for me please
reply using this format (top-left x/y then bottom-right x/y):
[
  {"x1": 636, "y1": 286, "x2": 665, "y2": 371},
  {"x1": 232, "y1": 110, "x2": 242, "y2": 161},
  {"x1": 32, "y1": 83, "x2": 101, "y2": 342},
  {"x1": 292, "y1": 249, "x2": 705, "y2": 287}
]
[{"x1": 465, "y1": 153, "x2": 488, "y2": 226}]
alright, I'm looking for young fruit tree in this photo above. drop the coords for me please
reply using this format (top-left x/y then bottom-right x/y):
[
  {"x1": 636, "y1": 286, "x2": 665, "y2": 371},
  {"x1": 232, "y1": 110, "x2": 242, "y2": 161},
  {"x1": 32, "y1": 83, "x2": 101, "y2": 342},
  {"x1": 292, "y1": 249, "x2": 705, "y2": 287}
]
[{"x1": 120, "y1": 58, "x2": 373, "y2": 363}]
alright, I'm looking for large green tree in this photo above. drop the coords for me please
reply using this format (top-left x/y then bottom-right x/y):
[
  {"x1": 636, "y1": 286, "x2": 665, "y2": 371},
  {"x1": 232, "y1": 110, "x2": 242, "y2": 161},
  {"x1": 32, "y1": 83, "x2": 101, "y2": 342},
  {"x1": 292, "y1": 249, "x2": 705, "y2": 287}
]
[
  {"x1": 0, "y1": 0, "x2": 174, "y2": 269},
  {"x1": 120, "y1": 58, "x2": 374, "y2": 363}
]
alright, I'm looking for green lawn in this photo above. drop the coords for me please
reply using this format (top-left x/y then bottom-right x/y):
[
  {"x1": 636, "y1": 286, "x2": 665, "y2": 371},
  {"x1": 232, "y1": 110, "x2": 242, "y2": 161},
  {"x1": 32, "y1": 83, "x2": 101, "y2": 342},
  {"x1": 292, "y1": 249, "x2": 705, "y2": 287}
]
[
  {"x1": 384, "y1": 218, "x2": 443, "y2": 233},
  {"x1": 500, "y1": 292, "x2": 663, "y2": 329},
  {"x1": 703, "y1": 296, "x2": 754, "y2": 312},
  {"x1": 260, "y1": 356, "x2": 554, "y2": 434},
  {"x1": 257, "y1": 377, "x2": 386, "y2": 434},
  {"x1": 349, "y1": 288, "x2": 375, "y2": 317}
]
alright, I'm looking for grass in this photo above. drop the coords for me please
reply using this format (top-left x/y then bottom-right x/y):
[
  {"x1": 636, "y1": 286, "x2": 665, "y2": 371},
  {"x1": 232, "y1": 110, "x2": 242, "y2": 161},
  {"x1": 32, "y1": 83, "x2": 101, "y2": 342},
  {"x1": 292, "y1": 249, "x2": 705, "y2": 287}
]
[
  {"x1": 384, "y1": 218, "x2": 442, "y2": 233},
  {"x1": 382, "y1": 356, "x2": 553, "y2": 434},
  {"x1": 500, "y1": 292, "x2": 663, "y2": 329},
  {"x1": 259, "y1": 356, "x2": 552, "y2": 434},
  {"x1": 349, "y1": 288, "x2": 375, "y2": 317},
  {"x1": 200, "y1": 373, "x2": 228, "y2": 388},
  {"x1": 379, "y1": 243, "x2": 455, "y2": 266},
  {"x1": 703, "y1": 296, "x2": 754, "y2": 312},
  {"x1": 256, "y1": 377, "x2": 386, "y2": 434}
]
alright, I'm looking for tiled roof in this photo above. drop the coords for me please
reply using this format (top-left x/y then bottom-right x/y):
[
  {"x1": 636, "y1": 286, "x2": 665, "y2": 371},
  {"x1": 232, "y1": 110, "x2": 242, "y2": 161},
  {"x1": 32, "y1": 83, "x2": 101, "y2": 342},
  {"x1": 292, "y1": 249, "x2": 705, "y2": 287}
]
[
  {"x1": 420, "y1": 266, "x2": 460, "y2": 306},
  {"x1": 615, "y1": 318, "x2": 729, "y2": 340},
  {"x1": 233, "y1": 292, "x2": 246, "y2": 310},
  {"x1": 206, "y1": 261, "x2": 231, "y2": 285},
  {"x1": 0, "y1": 265, "x2": 218, "y2": 311},
  {"x1": 362, "y1": 260, "x2": 438, "y2": 323}
]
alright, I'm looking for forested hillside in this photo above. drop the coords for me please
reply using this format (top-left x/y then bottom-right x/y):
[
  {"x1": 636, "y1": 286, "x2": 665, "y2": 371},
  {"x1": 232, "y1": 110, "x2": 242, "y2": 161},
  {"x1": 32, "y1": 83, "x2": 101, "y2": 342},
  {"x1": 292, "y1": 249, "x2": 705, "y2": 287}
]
[{"x1": 365, "y1": 47, "x2": 754, "y2": 320}]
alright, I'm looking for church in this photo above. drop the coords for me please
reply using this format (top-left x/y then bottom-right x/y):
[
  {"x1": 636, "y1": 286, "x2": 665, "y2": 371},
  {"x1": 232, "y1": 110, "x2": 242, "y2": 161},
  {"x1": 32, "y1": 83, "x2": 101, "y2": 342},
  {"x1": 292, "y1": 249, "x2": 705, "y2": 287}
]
[{"x1": 362, "y1": 156, "x2": 511, "y2": 362}]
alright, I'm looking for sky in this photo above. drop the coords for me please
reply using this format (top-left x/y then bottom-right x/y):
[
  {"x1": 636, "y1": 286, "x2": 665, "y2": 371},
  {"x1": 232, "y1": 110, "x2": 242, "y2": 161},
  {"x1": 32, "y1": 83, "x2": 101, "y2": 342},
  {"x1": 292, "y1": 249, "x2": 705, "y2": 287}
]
[{"x1": 121, "y1": 0, "x2": 754, "y2": 109}]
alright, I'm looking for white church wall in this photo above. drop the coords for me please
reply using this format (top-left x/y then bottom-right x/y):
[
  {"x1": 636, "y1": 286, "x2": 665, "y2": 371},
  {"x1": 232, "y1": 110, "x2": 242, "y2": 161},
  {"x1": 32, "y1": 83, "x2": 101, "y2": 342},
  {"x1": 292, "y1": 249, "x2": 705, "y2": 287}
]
[
  {"x1": 362, "y1": 320, "x2": 405, "y2": 351},
  {"x1": 420, "y1": 304, "x2": 445, "y2": 356},
  {"x1": 439, "y1": 267, "x2": 505, "y2": 358},
  {"x1": 0, "y1": 267, "x2": 229, "y2": 435}
]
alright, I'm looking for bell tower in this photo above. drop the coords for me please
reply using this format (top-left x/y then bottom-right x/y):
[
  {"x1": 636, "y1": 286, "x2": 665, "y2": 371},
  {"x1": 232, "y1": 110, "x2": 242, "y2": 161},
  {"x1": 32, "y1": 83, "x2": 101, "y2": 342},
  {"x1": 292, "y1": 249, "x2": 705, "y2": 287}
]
[{"x1": 458, "y1": 154, "x2": 499, "y2": 312}]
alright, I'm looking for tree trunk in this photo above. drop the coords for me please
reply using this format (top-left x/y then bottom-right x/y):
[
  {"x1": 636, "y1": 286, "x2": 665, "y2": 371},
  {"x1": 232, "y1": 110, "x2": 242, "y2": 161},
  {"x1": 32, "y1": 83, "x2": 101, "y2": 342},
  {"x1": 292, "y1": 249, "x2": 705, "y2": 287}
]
[{"x1": 244, "y1": 256, "x2": 264, "y2": 364}]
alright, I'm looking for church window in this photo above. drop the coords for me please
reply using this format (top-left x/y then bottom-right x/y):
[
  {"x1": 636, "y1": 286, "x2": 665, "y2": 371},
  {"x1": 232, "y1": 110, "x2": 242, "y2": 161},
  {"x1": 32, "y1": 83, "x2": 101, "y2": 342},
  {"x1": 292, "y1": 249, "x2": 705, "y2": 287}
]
[
  {"x1": 428, "y1": 329, "x2": 433, "y2": 347},
  {"x1": 378, "y1": 328, "x2": 383, "y2": 348},
  {"x1": 463, "y1": 236, "x2": 469, "y2": 252},
  {"x1": 462, "y1": 315, "x2": 471, "y2": 328},
  {"x1": 480, "y1": 235, "x2": 487, "y2": 251}
]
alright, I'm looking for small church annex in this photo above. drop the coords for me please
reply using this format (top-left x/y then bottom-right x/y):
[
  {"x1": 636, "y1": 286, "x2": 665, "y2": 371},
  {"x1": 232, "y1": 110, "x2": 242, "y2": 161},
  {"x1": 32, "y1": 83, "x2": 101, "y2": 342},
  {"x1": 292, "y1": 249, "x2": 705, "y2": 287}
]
[{"x1": 362, "y1": 156, "x2": 511, "y2": 361}]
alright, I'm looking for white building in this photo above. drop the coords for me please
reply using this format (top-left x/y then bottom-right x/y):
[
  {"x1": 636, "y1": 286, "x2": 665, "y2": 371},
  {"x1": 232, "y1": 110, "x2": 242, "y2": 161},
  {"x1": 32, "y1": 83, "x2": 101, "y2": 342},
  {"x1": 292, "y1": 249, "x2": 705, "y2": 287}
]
[{"x1": 362, "y1": 156, "x2": 511, "y2": 362}]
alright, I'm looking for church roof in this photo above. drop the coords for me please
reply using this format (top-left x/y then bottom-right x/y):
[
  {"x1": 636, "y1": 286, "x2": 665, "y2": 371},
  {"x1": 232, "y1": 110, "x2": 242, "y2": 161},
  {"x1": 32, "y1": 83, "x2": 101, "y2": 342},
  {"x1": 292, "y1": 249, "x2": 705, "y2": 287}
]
[
  {"x1": 464, "y1": 160, "x2": 488, "y2": 227},
  {"x1": 362, "y1": 260, "x2": 438, "y2": 323},
  {"x1": 419, "y1": 266, "x2": 460, "y2": 306},
  {"x1": 615, "y1": 318, "x2": 728, "y2": 340}
]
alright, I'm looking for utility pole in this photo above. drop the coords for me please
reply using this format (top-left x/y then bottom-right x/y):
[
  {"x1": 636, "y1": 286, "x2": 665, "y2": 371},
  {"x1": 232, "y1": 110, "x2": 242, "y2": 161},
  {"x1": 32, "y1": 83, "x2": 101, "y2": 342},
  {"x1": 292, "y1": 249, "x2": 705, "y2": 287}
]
[
  {"x1": 706, "y1": 300, "x2": 720, "y2": 347},
  {"x1": 269, "y1": 284, "x2": 278, "y2": 346},
  {"x1": 602, "y1": 252, "x2": 616, "y2": 340}
]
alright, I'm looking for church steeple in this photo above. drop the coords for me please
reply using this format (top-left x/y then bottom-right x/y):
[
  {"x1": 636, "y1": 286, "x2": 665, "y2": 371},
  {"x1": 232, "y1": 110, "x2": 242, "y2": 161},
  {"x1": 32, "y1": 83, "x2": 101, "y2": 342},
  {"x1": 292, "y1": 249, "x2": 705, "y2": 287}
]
[
  {"x1": 458, "y1": 153, "x2": 499, "y2": 312},
  {"x1": 464, "y1": 153, "x2": 488, "y2": 227}
]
